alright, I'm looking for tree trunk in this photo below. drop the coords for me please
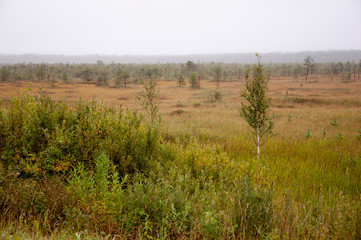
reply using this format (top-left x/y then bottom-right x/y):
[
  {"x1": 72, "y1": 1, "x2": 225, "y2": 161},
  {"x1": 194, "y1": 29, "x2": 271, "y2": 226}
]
[
  {"x1": 305, "y1": 64, "x2": 309, "y2": 82},
  {"x1": 256, "y1": 112, "x2": 260, "y2": 160},
  {"x1": 354, "y1": 66, "x2": 356, "y2": 82},
  {"x1": 257, "y1": 126, "x2": 260, "y2": 160}
]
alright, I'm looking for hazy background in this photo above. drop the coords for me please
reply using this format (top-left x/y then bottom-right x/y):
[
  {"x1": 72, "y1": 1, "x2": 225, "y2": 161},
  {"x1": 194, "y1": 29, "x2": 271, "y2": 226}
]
[{"x1": 0, "y1": 0, "x2": 360, "y2": 55}]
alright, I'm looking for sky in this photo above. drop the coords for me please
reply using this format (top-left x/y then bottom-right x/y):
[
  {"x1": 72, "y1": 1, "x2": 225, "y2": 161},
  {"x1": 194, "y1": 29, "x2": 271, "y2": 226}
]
[{"x1": 0, "y1": 0, "x2": 360, "y2": 55}]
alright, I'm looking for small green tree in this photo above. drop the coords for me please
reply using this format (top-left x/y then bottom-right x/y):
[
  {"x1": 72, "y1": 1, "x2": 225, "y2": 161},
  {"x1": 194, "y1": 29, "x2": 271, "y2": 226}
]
[
  {"x1": 177, "y1": 73, "x2": 185, "y2": 87},
  {"x1": 240, "y1": 54, "x2": 273, "y2": 160},
  {"x1": 35, "y1": 64, "x2": 46, "y2": 80},
  {"x1": 51, "y1": 73, "x2": 56, "y2": 88},
  {"x1": 0, "y1": 66, "x2": 10, "y2": 82},
  {"x1": 81, "y1": 68, "x2": 92, "y2": 83},
  {"x1": 115, "y1": 70, "x2": 130, "y2": 87},
  {"x1": 97, "y1": 70, "x2": 108, "y2": 86},
  {"x1": 122, "y1": 71, "x2": 130, "y2": 87},
  {"x1": 304, "y1": 56, "x2": 314, "y2": 82},
  {"x1": 115, "y1": 69, "x2": 122, "y2": 87},
  {"x1": 137, "y1": 79, "x2": 160, "y2": 126},
  {"x1": 223, "y1": 69, "x2": 228, "y2": 81},
  {"x1": 61, "y1": 71, "x2": 69, "y2": 83},
  {"x1": 186, "y1": 60, "x2": 196, "y2": 77},
  {"x1": 189, "y1": 72, "x2": 199, "y2": 89},
  {"x1": 214, "y1": 66, "x2": 222, "y2": 89}
]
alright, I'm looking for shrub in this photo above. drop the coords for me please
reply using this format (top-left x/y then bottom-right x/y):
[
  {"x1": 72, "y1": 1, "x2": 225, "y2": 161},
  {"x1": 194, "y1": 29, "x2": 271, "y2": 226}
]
[
  {"x1": 61, "y1": 135, "x2": 274, "y2": 239},
  {"x1": 214, "y1": 90, "x2": 222, "y2": 102},
  {"x1": 65, "y1": 153, "x2": 127, "y2": 233},
  {"x1": 209, "y1": 90, "x2": 222, "y2": 102},
  {"x1": 0, "y1": 90, "x2": 160, "y2": 178},
  {"x1": 120, "y1": 163, "x2": 273, "y2": 239},
  {"x1": 177, "y1": 137, "x2": 235, "y2": 179},
  {"x1": 0, "y1": 91, "x2": 69, "y2": 177}
]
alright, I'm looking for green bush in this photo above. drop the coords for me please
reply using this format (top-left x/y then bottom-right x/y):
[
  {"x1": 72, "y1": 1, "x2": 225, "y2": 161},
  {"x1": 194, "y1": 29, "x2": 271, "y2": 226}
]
[
  {"x1": 65, "y1": 153, "x2": 127, "y2": 233},
  {"x1": 0, "y1": 90, "x2": 159, "y2": 178},
  {"x1": 212, "y1": 90, "x2": 222, "y2": 102},
  {"x1": 59, "y1": 136, "x2": 274, "y2": 239},
  {"x1": 127, "y1": 165, "x2": 273, "y2": 239}
]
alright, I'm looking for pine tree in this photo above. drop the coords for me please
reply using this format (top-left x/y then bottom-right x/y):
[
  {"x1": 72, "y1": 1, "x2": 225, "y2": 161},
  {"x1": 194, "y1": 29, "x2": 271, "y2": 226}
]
[{"x1": 189, "y1": 72, "x2": 199, "y2": 89}]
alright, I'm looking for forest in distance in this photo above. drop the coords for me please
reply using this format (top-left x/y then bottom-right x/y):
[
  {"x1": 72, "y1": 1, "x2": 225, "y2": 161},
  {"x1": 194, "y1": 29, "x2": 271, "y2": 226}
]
[
  {"x1": 1, "y1": 54, "x2": 361, "y2": 86},
  {"x1": 1, "y1": 49, "x2": 361, "y2": 64},
  {"x1": 0, "y1": 54, "x2": 361, "y2": 239}
]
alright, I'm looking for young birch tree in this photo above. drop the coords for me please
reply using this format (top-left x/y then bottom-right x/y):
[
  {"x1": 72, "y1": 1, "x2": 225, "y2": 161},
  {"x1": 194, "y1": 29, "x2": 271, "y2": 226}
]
[
  {"x1": 137, "y1": 78, "x2": 160, "y2": 126},
  {"x1": 240, "y1": 54, "x2": 273, "y2": 160}
]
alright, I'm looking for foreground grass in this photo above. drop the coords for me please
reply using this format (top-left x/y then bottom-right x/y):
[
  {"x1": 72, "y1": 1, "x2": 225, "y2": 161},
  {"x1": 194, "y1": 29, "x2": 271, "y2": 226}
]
[{"x1": 1, "y1": 78, "x2": 361, "y2": 239}]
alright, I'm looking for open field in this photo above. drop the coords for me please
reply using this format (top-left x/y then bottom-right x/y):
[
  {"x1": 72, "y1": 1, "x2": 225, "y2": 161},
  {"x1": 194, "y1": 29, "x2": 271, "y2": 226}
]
[
  {"x1": 1, "y1": 76, "x2": 361, "y2": 193},
  {"x1": 1, "y1": 74, "x2": 361, "y2": 239},
  {"x1": 1, "y1": 74, "x2": 361, "y2": 139}
]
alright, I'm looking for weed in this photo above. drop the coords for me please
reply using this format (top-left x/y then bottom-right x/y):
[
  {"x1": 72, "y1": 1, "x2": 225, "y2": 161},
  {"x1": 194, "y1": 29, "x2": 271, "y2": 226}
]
[
  {"x1": 287, "y1": 114, "x2": 292, "y2": 122},
  {"x1": 304, "y1": 128, "x2": 311, "y2": 138},
  {"x1": 337, "y1": 132, "x2": 344, "y2": 140},
  {"x1": 356, "y1": 130, "x2": 361, "y2": 141},
  {"x1": 322, "y1": 127, "x2": 327, "y2": 137},
  {"x1": 65, "y1": 153, "x2": 127, "y2": 233},
  {"x1": 341, "y1": 158, "x2": 357, "y2": 172},
  {"x1": 330, "y1": 119, "x2": 339, "y2": 127},
  {"x1": 193, "y1": 102, "x2": 201, "y2": 107}
]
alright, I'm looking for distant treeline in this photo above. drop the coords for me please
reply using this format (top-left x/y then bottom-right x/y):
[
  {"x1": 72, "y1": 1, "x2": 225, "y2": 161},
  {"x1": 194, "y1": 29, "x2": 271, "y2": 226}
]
[
  {"x1": 1, "y1": 58, "x2": 360, "y2": 86},
  {"x1": 0, "y1": 50, "x2": 361, "y2": 64}
]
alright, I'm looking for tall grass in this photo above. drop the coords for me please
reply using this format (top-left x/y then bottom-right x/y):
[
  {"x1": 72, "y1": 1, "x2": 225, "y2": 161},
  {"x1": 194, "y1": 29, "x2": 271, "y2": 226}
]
[{"x1": 1, "y1": 87, "x2": 360, "y2": 239}]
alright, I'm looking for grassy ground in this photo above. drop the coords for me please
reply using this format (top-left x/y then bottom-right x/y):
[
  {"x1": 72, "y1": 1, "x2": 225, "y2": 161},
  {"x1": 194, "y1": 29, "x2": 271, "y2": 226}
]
[
  {"x1": 1, "y1": 75, "x2": 360, "y2": 197},
  {"x1": 1, "y1": 75, "x2": 360, "y2": 239}
]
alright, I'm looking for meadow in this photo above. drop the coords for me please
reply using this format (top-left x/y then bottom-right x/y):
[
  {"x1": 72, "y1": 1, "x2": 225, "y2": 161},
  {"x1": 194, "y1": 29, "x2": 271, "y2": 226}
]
[{"x1": 0, "y1": 72, "x2": 360, "y2": 239}]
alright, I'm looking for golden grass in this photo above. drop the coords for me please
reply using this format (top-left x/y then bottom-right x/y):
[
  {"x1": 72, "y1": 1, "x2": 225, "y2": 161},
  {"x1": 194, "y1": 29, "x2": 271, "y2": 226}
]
[{"x1": 1, "y1": 76, "x2": 361, "y2": 139}]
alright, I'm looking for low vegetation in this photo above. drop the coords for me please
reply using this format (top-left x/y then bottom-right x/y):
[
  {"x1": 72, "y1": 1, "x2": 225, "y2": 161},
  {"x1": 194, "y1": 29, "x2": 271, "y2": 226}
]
[{"x1": 0, "y1": 61, "x2": 361, "y2": 239}]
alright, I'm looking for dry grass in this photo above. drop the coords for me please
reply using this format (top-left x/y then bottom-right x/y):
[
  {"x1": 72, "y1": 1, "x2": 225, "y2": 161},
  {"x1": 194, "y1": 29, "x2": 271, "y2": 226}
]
[
  {"x1": 1, "y1": 76, "x2": 361, "y2": 139},
  {"x1": 1, "y1": 75, "x2": 361, "y2": 239}
]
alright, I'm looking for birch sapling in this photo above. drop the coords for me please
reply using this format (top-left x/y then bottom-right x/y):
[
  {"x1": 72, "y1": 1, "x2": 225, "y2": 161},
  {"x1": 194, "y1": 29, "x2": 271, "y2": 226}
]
[{"x1": 240, "y1": 54, "x2": 274, "y2": 160}]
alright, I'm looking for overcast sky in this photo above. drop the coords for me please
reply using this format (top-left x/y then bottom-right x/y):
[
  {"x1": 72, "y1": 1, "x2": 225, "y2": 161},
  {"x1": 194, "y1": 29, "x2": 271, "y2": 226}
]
[{"x1": 0, "y1": 0, "x2": 360, "y2": 55}]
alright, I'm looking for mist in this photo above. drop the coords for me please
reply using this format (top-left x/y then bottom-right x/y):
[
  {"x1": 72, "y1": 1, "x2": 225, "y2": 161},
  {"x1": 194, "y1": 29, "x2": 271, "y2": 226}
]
[{"x1": 0, "y1": 0, "x2": 360, "y2": 55}]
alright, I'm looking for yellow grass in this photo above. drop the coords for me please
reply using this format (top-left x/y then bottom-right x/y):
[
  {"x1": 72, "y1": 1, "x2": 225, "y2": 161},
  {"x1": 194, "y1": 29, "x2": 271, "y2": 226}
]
[{"x1": 1, "y1": 76, "x2": 361, "y2": 140}]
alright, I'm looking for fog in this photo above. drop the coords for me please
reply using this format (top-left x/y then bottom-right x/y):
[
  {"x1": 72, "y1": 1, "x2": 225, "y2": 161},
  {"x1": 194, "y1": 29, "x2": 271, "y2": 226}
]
[{"x1": 0, "y1": 0, "x2": 360, "y2": 55}]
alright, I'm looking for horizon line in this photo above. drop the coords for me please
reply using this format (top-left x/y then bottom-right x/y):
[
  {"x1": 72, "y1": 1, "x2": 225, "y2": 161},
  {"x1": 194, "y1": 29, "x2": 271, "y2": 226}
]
[{"x1": 1, "y1": 49, "x2": 360, "y2": 57}]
